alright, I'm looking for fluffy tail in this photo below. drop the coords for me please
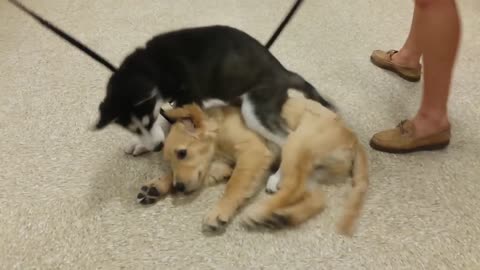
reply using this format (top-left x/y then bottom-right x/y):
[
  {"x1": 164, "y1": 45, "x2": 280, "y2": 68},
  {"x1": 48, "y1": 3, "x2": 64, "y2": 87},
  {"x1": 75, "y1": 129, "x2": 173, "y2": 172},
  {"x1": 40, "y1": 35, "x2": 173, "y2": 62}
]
[
  {"x1": 288, "y1": 73, "x2": 336, "y2": 111},
  {"x1": 336, "y1": 141, "x2": 369, "y2": 236}
]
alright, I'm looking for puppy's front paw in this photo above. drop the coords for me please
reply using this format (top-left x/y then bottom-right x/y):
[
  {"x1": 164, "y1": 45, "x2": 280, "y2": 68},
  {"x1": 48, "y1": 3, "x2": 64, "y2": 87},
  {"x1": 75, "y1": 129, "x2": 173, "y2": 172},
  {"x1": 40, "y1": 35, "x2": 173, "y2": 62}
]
[
  {"x1": 125, "y1": 142, "x2": 150, "y2": 156},
  {"x1": 202, "y1": 207, "x2": 229, "y2": 234},
  {"x1": 137, "y1": 185, "x2": 163, "y2": 205}
]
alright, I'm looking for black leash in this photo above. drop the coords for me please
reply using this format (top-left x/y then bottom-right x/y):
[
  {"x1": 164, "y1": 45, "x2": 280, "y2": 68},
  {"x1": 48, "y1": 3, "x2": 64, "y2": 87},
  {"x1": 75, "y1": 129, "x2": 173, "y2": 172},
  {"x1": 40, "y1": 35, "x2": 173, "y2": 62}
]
[
  {"x1": 8, "y1": 0, "x2": 118, "y2": 72},
  {"x1": 265, "y1": 0, "x2": 304, "y2": 49},
  {"x1": 9, "y1": 0, "x2": 305, "y2": 72}
]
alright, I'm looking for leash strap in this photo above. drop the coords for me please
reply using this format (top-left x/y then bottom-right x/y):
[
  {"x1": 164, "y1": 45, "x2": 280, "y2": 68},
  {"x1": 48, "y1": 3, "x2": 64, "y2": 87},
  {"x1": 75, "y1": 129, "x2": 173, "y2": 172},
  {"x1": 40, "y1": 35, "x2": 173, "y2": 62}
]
[
  {"x1": 265, "y1": 0, "x2": 305, "y2": 49},
  {"x1": 9, "y1": 0, "x2": 305, "y2": 71},
  {"x1": 9, "y1": 0, "x2": 118, "y2": 72}
]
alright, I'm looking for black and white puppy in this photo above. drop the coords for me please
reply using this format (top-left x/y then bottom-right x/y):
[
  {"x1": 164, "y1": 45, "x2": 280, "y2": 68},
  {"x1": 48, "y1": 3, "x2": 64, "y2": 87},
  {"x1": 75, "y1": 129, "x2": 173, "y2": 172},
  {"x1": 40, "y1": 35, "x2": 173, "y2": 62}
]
[
  {"x1": 93, "y1": 25, "x2": 334, "y2": 155},
  {"x1": 9, "y1": 0, "x2": 333, "y2": 155}
]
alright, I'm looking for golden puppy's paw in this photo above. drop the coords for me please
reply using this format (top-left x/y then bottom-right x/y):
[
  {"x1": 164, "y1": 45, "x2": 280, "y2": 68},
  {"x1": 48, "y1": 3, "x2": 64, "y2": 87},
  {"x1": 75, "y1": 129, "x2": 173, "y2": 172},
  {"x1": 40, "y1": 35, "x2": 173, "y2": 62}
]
[
  {"x1": 202, "y1": 207, "x2": 230, "y2": 234},
  {"x1": 336, "y1": 219, "x2": 355, "y2": 237},
  {"x1": 137, "y1": 184, "x2": 167, "y2": 205},
  {"x1": 241, "y1": 207, "x2": 291, "y2": 230}
]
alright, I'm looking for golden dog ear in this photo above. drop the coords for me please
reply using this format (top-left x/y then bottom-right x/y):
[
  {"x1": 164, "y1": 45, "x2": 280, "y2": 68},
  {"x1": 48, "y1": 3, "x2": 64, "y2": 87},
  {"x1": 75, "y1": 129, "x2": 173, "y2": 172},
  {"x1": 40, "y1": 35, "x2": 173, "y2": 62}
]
[
  {"x1": 162, "y1": 107, "x2": 190, "y2": 122},
  {"x1": 181, "y1": 103, "x2": 205, "y2": 129},
  {"x1": 163, "y1": 103, "x2": 206, "y2": 133}
]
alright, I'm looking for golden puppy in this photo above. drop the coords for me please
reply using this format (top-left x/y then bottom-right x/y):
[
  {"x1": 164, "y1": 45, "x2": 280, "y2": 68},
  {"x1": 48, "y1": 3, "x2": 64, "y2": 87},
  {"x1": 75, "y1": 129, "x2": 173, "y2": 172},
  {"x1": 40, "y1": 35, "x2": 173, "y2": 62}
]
[
  {"x1": 136, "y1": 104, "x2": 275, "y2": 232},
  {"x1": 241, "y1": 95, "x2": 369, "y2": 236}
]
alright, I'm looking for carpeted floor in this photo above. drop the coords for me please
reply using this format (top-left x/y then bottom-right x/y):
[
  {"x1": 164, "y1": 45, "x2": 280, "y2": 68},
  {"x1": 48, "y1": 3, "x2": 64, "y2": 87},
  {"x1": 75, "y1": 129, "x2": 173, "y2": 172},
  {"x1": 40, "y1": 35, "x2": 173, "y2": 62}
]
[{"x1": 1, "y1": 0, "x2": 479, "y2": 269}]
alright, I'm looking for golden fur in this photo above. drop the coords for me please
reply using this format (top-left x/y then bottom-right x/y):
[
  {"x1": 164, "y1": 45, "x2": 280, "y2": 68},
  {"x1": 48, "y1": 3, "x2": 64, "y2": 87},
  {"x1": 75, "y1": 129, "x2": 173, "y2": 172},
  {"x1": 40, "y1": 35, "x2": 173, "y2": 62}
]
[
  {"x1": 137, "y1": 103, "x2": 274, "y2": 232},
  {"x1": 241, "y1": 95, "x2": 369, "y2": 236},
  {"x1": 138, "y1": 94, "x2": 369, "y2": 236}
]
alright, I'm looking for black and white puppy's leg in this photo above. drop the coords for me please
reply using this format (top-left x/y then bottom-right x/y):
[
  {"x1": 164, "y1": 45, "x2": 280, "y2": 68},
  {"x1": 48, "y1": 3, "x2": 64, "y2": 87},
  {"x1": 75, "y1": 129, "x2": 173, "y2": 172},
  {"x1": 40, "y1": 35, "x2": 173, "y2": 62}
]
[
  {"x1": 125, "y1": 98, "x2": 227, "y2": 156},
  {"x1": 125, "y1": 101, "x2": 171, "y2": 156},
  {"x1": 241, "y1": 91, "x2": 289, "y2": 147},
  {"x1": 201, "y1": 99, "x2": 229, "y2": 109},
  {"x1": 124, "y1": 115, "x2": 170, "y2": 156},
  {"x1": 125, "y1": 137, "x2": 150, "y2": 156},
  {"x1": 241, "y1": 90, "x2": 289, "y2": 193},
  {"x1": 265, "y1": 168, "x2": 282, "y2": 194},
  {"x1": 125, "y1": 116, "x2": 170, "y2": 156}
]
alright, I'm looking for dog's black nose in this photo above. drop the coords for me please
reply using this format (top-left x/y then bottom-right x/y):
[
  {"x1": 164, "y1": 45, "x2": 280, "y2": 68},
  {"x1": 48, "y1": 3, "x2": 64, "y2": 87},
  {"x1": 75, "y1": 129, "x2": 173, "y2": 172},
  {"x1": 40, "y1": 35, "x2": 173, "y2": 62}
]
[
  {"x1": 153, "y1": 142, "x2": 164, "y2": 152},
  {"x1": 174, "y1": 182, "x2": 186, "y2": 193}
]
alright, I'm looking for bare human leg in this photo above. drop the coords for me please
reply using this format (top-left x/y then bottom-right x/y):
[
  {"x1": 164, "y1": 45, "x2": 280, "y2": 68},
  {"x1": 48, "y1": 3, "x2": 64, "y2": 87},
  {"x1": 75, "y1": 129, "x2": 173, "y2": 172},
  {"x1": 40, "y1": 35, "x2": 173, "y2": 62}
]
[
  {"x1": 370, "y1": 0, "x2": 461, "y2": 153},
  {"x1": 391, "y1": 4, "x2": 423, "y2": 69},
  {"x1": 412, "y1": 0, "x2": 460, "y2": 138}
]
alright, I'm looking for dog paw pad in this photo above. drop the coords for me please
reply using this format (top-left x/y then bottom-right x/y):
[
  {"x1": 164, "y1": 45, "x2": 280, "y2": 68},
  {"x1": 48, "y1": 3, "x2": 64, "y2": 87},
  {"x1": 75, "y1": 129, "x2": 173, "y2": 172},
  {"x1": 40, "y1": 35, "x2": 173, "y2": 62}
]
[
  {"x1": 267, "y1": 213, "x2": 290, "y2": 228},
  {"x1": 147, "y1": 187, "x2": 160, "y2": 197},
  {"x1": 137, "y1": 185, "x2": 162, "y2": 205}
]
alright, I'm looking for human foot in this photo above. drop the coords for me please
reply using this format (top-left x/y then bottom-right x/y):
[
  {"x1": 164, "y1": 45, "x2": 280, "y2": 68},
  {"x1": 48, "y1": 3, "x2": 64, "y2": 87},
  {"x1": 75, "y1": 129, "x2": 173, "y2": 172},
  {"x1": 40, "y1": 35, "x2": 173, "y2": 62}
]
[
  {"x1": 369, "y1": 119, "x2": 451, "y2": 154},
  {"x1": 370, "y1": 49, "x2": 422, "y2": 82},
  {"x1": 412, "y1": 113, "x2": 450, "y2": 139},
  {"x1": 391, "y1": 49, "x2": 422, "y2": 71}
]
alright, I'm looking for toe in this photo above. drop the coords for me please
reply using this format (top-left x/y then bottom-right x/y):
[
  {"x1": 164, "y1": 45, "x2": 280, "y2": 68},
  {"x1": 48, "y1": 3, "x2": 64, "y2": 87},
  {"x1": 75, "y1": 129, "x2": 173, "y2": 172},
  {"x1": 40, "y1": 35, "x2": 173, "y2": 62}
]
[
  {"x1": 137, "y1": 192, "x2": 156, "y2": 205},
  {"x1": 137, "y1": 185, "x2": 161, "y2": 205},
  {"x1": 265, "y1": 188, "x2": 276, "y2": 194},
  {"x1": 137, "y1": 192, "x2": 146, "y2": 202},
  {"x1": 216, "y1": 217, "x2": 228, "y2": 226},
  {"x1": 270, "y1": 213, "x2": 290, "y2": 227},
  {"x1": 147, "y1": 187, "x2": 160, "y2": 197}
]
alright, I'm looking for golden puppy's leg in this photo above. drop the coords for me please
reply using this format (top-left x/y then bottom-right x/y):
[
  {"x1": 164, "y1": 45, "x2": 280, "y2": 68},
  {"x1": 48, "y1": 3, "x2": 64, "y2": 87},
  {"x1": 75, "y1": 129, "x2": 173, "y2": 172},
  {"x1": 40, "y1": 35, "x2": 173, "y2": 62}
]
[
  {"x1": 336, "y1": 142, "x2": 369, "y2": 237},
  {"x1": 272, "y1": 185, "x2": 326, "y2": 227},
  {"x1": 241, "y1": 134, "x2": 315, "y2": 229},
  {"x1": 137, "y1": 170, "x2": 173, "y2": 205},
  {"x1": 243, "y1": 124, "x2": 346, "y2": 230},
  {"x1": 202, "y1": 150, "x2": 273, "y2": 233},
  {"x1": 242, "y1": 154, "x2": 313, "y2": 229}
]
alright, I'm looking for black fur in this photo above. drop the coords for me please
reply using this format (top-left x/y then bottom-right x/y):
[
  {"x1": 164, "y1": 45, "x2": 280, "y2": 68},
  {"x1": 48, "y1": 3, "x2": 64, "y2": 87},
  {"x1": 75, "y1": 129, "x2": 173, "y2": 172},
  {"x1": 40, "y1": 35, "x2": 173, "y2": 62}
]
[
  {"x1": 97, "y1": 25, "x2": 334, "y2": 135},
  {"x1": 9, "y1": 0, "x2": 334, "y2": 139}
]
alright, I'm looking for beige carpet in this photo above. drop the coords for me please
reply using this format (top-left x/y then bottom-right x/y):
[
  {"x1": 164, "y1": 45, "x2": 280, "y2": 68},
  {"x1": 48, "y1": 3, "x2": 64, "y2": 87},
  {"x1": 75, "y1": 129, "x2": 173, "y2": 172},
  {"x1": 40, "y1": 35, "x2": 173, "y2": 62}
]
[{"x1": 1, "y1": 0, "x2": 479, "y2": 269}]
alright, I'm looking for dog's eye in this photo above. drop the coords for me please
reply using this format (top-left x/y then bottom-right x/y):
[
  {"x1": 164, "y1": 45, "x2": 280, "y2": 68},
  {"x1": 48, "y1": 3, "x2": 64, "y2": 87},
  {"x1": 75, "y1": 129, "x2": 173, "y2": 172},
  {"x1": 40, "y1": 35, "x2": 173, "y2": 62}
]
[
  {"x1": 135, "y1": 128, "x2": 142, "y2": 135},
  {"x1": 176, "y1": 149, "x2": 187, "y2": 160}
]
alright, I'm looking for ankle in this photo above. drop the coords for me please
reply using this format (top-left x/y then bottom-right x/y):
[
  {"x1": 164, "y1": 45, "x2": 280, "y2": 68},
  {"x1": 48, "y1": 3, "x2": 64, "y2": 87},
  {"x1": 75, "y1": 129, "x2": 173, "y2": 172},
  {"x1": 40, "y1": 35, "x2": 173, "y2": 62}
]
[
  {"x1": 412, "y1": 112, "x2": 450, "y2": 137},
  {"x1": 393, "y1": 49, "x2": 422, "y2": 68}
]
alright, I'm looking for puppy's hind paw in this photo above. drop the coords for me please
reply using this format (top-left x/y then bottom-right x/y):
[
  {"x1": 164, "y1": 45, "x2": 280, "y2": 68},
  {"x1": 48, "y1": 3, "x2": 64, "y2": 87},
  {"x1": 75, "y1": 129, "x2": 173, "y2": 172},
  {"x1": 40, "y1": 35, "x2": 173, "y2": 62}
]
[
  {"x1": 240, "y1": 207, "x2": 267, "y2": 230},
  {"x1": 137, "y1": 185, "x2": 163, "y2": 205},
  {"x1": 263, "y1": 212, "x2": 291, "y2": 229},
  {"x1": 265, "y1": 181, "x2": 280, "y2": 194},
  {"x1": 241, "y1": 208, "x2": 291, "y2": 230},
  {"x1": 265, "y1": 172, "x2": 281, "y2": 194},
  {"x1": 265, "y1": 185, "x2": 279, "y2": 194}
]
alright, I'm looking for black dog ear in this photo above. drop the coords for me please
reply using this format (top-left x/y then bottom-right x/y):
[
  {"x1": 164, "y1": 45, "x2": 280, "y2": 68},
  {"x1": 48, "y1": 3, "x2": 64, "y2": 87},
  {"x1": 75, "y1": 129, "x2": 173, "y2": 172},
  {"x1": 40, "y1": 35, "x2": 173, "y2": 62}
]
[{"x1": 92, "y1": 101, "x2": 117, "y2": 130}]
